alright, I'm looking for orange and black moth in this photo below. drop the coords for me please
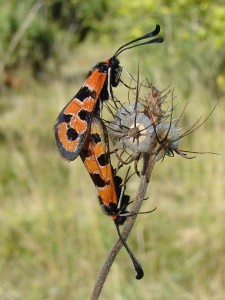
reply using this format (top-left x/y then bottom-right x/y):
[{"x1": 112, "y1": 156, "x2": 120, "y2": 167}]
[
  {"x1": 80, "y1": 116, "x2": 144, "y2": 280},
  {"x1": 54, "y1": 24, "x2": 163, "y2": 161},
  {"x1": 80, "y1": 116, "x2": 130, "y2": 224},
  {"x1": 54, "y1": 24, "x2": 163, "y2": 279}
]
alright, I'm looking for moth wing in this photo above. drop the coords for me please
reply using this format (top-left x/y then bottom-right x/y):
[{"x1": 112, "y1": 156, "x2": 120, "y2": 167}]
[
  {"x1": 54, "y1": 97, "x2": 92, "y2": 161},
  {"x1": 80, "y1": 116, "x2": 118, "y2": 206},
  {"x1": 54, "y1": 69, "x2": 108, "y2": 161}
]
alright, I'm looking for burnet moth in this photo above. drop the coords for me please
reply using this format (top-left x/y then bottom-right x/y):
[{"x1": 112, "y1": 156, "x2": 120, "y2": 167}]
[
  {"x1": 80, "y1": 115, "x2": 143, "y2": 279},
  {"x1": 54, "y1": 25, "x2": 163, "y2": 160}
]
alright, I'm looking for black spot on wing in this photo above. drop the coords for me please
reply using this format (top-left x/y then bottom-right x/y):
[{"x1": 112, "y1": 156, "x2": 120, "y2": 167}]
[
  {"x1": 57, "y1": 113, "x2": 72, "y2": 124},
  {"x1": 78, "y1": 109, "x2": 88, "y2": 121},
  {"x1": 99, "y1": 200, "x2": 118, "y2": 215},
  {"x1": 76, "y1": 86, "x2": 97, "y2": 102},
  {"x1": 91, "y1": 133, "x2": 101, "y2": 144},
  {"x1": 91, "y1": 173, "x2": 108, "y2": 188},
  {"x1": 114, "y1": 175, "x2": 123, "y2": 187},
  {"x1": 89, "y1": 62, "x2": 109, "y2": 75},
  {"x1": 97, "y1": 63, "x2": 109, "y2": 73},
  {"x1": 97, "y1": 153, "x2": 109, "y2": 166},
  {"x1": 63, "y1": 114, "x2": 72, "y2": 123},
  {"x1": 67, "y1": 128, "x2": 79, "y2": 141}
]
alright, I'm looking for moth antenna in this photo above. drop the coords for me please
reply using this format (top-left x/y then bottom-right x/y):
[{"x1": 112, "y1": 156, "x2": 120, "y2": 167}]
[
  {"x1": 115, "y1": 224, "x2": 144, "y2": 280},
  {"x1": 114, "y1": 24, "x2": 163, "y2": 57}
]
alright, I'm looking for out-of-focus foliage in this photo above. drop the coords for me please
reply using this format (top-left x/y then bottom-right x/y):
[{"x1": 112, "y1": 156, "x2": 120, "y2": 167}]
[
  {"x1": 0, "y1": 0, "x2": 225, "y2": 93},
  {"x1": 115, "y1": 0, "x2": 225, "y2": 97},
  {"x1": 0, "y1": 0, "x2": 117, "y2": 77}
]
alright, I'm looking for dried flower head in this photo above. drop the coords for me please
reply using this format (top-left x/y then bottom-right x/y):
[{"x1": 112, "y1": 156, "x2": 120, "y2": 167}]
[
  {"x1": 109, "y1": 104, "x2": 154, "y2": 154},
  {"x1": 143, "y1": 83, "x2": 163, "y2": 125},
  {"x1": 109, "y1": 82, "x2": 185, "y2": 163}
]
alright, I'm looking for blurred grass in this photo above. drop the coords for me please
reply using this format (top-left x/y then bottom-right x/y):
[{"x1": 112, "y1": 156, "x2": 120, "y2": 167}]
[{"x1": 0, "y1": 39, "x2": 225, "y2": 300}]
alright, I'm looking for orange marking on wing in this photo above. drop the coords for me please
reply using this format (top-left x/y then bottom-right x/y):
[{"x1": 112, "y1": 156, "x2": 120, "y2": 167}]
[
  {"x1": 81, "y1": 97, "x2": 97, "y2": 111},
  {"x1": 80, "y1": 117, "x2": 118, "y2": 206},
  {"x1": 85, "y1": 69, "x2": 108, "y2": 93},
  {"x1": 57, "y1": 124, "x2": 79, "y2": 152},
  {"x1": 64, "y1": 100, "x2": 82, "y2": 115},
  {"x1": 83, "y1": 156, "x2": 100, "y2": 174},
  {"x1": 94, "y1": 143, "x2": 105, "y2": 157},
  {"x1": 98, "y1": 185, "x2": 118, "y2": 205},
  {"x1": 64, "y1": 96, "x2": 96, "y2": 114},
  {"x1": 55, "y1": 68, "x2": 108, "y2": 160},
  {"x1": 70, "y1": 116, "x2": 87, "y2": 133}
]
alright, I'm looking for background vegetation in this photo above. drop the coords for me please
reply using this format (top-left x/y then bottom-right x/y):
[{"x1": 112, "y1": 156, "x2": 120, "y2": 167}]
[{"x1": 0, "y1": 0, "x2": 225, "y2": 299}]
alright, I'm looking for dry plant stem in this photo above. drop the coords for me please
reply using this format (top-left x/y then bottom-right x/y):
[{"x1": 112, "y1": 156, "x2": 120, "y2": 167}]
[{"x1": 91, "y1": 154, "x2": 155, "y2": 300}]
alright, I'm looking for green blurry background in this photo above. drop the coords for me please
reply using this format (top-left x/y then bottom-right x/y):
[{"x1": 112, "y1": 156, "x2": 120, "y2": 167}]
[{"x1": 0, "y1": 1, "x2": 225, "y2": 299}]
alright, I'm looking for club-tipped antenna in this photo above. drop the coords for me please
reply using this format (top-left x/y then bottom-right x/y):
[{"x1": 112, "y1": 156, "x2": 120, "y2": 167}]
[
  {"x1": 114, "y1": 24, "x2": 164, "y2": 58},
  {"x1": 115, "y1": 224, "x2": 144, "y2": 280}
]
